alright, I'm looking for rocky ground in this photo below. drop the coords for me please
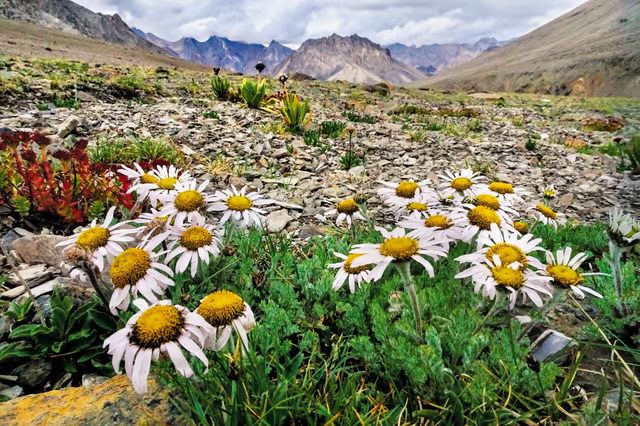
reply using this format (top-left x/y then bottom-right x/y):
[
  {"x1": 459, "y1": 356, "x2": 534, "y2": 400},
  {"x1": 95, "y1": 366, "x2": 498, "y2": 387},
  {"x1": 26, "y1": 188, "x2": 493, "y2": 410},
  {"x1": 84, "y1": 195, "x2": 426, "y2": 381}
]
[{"x1": 1, "y1": 59, "x2": 639, "y2": 407}]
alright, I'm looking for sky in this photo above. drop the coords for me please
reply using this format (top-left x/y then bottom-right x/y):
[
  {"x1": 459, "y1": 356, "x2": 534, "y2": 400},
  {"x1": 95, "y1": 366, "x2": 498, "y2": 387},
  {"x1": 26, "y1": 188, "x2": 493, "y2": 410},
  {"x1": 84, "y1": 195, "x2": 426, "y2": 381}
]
[{"x1": 75, "y1": 0, "x2": 588, "y2": 47}]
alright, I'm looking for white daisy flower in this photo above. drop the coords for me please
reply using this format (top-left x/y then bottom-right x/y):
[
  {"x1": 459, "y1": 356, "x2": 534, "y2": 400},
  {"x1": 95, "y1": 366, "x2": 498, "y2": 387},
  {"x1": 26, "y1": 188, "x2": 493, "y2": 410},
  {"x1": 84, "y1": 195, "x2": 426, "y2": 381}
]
[
  {"x1": 159, "y1": 179, "x2": 211, "y2": 227},
  {"x1": 389, "y1": 193, "x2": 437, "y2": 219},
  {"x1": 461, "y1": 204, "x2": 516, "y2": 242},
  {"x1": 377, "y1": 179, "x2": 434, "y2": 204},
  {"x1": 104, "y1": 299, "x2": 213, "y2": 394},
  {"x1": 166, "y1": 217, "x2": 223, "y2": 277},
  {"x1": 351, "y1": 226, "x2": 448, "y2": 281},
  {"x1": 608, "y1": 208, "x2": 640, "y2": 246},
  {"x1": 328, "y1": 252, "x2": 371, "y2": 293},
  {"x1": 456, "y1": 223, "x2": 546, "y2": 270},
  {"x1": 207, "y1": 185, "x2": 273, "y2": 228},
  {"x1": 467, "y1": 193, "x2": 517, "y2": 225},
  {"x1": 196, "y1": 290, "x2": 255, "y2": 353},
  {"x1": 324, "y1": 198, "x2": 367, "y2": 226},
  {"x1": 108, "y1": 233, "x2": 174, "y2": 314},
  {"x1": 529, "y1": 203, "x2": 565, "y2": 229},
  {"x1": 133, "y1": 208, "x2": 170, "y2": 242},
  {"x1": 487, "y1": 181, "x2": 528, "y2": 205},
  {"x1": 438, "y1": 169, "x2": 487, "y2": 198},
  {"x1": 118, "y1": 163, "x2": 159, "y2": 202},
  {"x1": 545, "y1": 248, "x2": 605, "y2": 299},
  {"x1": 400, "y1": 208, "x2": 468, "y2": 244},
  {"x1": 57, "y1": 206, "x2": 137, "y2": 271},
  {"x1": 455, "y1": 256, "x2": 553, "y2": 310},
  {"x1": 541, "y1": 184, "x2": 558, "y2": 199}
]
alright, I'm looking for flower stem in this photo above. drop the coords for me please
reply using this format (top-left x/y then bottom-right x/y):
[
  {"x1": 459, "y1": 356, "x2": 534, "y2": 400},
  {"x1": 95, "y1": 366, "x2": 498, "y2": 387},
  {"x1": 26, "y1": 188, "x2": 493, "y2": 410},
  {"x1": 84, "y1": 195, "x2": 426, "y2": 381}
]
[
  {"x1": 473, "y1": 291, "x2": 502, "y2": 335},
  {"x1": 395, "y1": 261, "x2": 424, "y2": 343},
  {"x1": 82, "y1": 261, "x2": 110, "y2": 308},
  {"x1": 608, "y1": 240, "x2": 625, "y2": 314},
  {"x1": 517, "y1": 289, "x2": 565, "y2": 341}
]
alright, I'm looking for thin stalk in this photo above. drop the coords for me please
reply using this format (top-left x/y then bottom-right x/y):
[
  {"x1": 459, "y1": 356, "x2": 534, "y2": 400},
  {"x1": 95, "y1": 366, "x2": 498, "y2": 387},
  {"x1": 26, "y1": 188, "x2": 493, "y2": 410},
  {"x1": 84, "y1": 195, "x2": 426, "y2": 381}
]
[
  {"x1": 395, "y1": 261, "x2": 424, "y2": 343},
  {"x1": 1, "y1": 246, "x2": 47, "y2": 325},
  {"x1": 517, "y1": 289, "x2": 565, "y2": 341},
  {"x1": 608, "y1": 240, "x2": 625, "y2": 314},
  {"x1": 473, "y1": 291, "x2": 502, "y2": 335},
  {"x1": 82, "y1": 261, "x2": 110, "y2": 308}
]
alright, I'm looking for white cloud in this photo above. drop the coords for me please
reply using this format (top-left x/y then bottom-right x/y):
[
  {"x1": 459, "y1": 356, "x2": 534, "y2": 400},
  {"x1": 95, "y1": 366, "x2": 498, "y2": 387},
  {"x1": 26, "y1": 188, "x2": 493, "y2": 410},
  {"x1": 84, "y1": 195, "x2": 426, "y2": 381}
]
[{"x1": 74, "y1": 0, "x2": 588, "y2": 45}]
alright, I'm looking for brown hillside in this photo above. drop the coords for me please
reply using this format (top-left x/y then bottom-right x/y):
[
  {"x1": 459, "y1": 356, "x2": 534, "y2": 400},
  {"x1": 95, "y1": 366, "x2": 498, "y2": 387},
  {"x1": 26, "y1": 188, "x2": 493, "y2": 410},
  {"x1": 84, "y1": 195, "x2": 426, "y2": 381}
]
[
  {"x1": 416, "y1": 0, "x2": 640, "y2": 97},
  {"x1": 0, "y1": 17, "x2": 207, "y2": 70}
]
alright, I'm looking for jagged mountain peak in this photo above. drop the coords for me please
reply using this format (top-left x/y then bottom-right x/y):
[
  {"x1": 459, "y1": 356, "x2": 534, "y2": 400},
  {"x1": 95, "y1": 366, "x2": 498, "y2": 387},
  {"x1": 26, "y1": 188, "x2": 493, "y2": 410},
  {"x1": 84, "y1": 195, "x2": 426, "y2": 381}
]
[{"x1": 272, "y1": 33, "x2": 424, "y2": 84}]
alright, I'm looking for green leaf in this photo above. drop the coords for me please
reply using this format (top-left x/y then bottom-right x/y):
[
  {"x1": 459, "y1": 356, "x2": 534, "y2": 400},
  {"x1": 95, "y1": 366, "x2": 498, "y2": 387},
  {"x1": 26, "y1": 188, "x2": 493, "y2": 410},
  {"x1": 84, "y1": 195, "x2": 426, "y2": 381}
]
[
  {"x1": 9, "y1": 324, "x2": 50, "y2": 340},
  {"x1": 0, "y1": 341, "x2": 38, "y2": 362}
]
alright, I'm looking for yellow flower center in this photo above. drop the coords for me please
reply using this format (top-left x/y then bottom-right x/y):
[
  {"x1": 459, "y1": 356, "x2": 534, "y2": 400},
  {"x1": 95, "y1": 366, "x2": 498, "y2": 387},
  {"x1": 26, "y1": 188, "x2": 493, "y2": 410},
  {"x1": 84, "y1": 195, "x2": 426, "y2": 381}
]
[
  {"x1": 197, "y1": 290, "x2": 245, "y2": 327},
  {"x1": 425, "y1": 214, "x2": 453, "y2": 229},
  {"x1": 488, "y1": 182, "x2": 514, "y2": 194},
  {"x1": 475, "y1": 194, "x2": 500, "y2": 211},
  {"x1": 536, "y1": 203, "x2": 557, "y2": 220},
  {"x1": 76, "y1": 226, "x2": 110, "y2": 252},
  {"x1": 131, "y1": 305, "x2": 184, "y2": 348},
  {"x1": 180, "y1": 226, "x2": 213, "y2": 250},
  {"x1": 141, "y1": 173, "x2": 159, "y2": 184},
  {"x1": 468, "y1": 206, "x2": 501, "y2": 230},
  {"x1": 543, "y1": 188, "x2": 557, "y2": 198},
  {"x1": 174, "y1": 190, "x2": 204, "y2": 212},
  {"x1": 227, "y1": 195, "x2": 253, "y2": 211},
  {"x1": 451, "y1": 177, "x2": 472, "y2": 191},
  {"x1": 379, "y1": 237, "x2": 419, "y2": 261},
  {"x1": 491, "y1": 265, "x2": 525, "y2": 289},
  {"x1": 110, "y1": 248, "x2": 151, "y2": 289},
  {"x1": 395, "y1": 181, "x2": 419, "y2": 198},
  {"x1": 546, "y1": 264, "x2": 583, "y2": 287},
  {"x1": 514, "y1": 221, "x2": 529, "y2": 234},
  {"x1": 157, "y1": 177, "x2": 177, "y2": 190},
  {"x1": 407, "y1": 202, "x2": 428, "y2": 212},
  {"x1": 343, "y1": 253, "x2": 369, "y2": 274},
  {"x1": 337, "y1": 198, "x2": 359, "y2": 214},
  {"x1": 486, "y1": 243, "x2": 527, "y2": 269}
]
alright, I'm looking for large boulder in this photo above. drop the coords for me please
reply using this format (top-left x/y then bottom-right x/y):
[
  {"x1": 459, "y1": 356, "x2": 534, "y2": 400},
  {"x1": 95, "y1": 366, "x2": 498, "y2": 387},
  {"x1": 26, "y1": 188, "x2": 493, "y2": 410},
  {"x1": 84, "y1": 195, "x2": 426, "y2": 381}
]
[{"x1": 0, "y1": 375, "x2": 179, "y2": 425}]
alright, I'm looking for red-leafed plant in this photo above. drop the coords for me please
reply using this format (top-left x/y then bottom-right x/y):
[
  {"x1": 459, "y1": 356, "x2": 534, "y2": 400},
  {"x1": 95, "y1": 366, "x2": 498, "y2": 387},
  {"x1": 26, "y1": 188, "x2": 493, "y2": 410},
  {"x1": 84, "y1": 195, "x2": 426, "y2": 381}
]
[{"x1": 0, "y1": 130, "x2": 133, "y2": 226}]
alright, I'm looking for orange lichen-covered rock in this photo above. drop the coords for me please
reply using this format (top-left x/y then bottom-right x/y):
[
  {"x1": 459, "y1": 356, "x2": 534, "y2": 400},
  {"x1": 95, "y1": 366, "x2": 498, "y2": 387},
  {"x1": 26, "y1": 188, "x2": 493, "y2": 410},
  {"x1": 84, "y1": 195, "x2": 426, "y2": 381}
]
[{"x1": 0, "y1": 375, "x2": 180, "y2": 425}]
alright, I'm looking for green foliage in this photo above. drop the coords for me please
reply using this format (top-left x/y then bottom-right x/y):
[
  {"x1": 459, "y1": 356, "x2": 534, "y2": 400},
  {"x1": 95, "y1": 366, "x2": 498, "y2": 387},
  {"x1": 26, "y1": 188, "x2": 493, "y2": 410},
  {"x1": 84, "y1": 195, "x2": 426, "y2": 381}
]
[
  {"x1": 525, "y1": 138, "x2": 538, "y2": 151},
  {"x1": 422, "y1": 121, "x2": 445, "y2": 131},
  {"x1": 211, "y1": 76, "x2": 231, "y2": 100},
  {"x1": 392, "y1": 104, "x2": 430, "y2": 115},
  {"x1": 35, "y1": 102, "x2": 50, "y2": 111},
  {"x1": 1, "y1": 290, "x2": 117, "y2": 382},
  {"x1": 157, "y1": 225, "x2": 629, "y2": 424},
  {"x1": 409, "y1": 130, "x2": 427, "y2": 142},
  {"x1": 88, "y1": 136, "x2": 180, "y2": 166},
  {"x1": 624, "y1": 134, "x2": 640, "y2": 173},
  {"x1": 203, "y1": 110, "x2": 220, "y2": 120},
  {"x1": 240, "y1": 78, "x2": 269, "y2": 109},
  {"x1": 495, "y1": 98, "x2": 507, "y2": 107},
  {"x1": 280, "y1": 92, "x2": 311, "y2": 133},
  {"x1": 109, "y1": 73, "x2": 154, "y2": 98},
  {"x1": 320, "y1": 120, "x2": 346, "y2": 138},
  {"x1": 302, "y1": 129, "x2": 320, "y2": 147},
  {"x1": 53, "y1": 95, "x2": 80, "y2": 110},
  {"x1": 11, "y1": 195, "x2": 31, "y2": 217},
  {"x1": 467, "y1": 118, "x2": 483, "y2": 133},
  {"x1": 343, "y1": 110, "x2": 378, "y2": 124},
  {"x1": 339, "y1": 151, "x2": 362, "y2": 170}
]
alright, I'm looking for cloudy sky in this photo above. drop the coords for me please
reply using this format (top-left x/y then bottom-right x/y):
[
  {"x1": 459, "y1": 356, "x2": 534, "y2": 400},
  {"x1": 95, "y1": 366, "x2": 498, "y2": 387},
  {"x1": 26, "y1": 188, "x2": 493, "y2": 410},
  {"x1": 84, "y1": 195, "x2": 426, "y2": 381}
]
[{"x1": 75, "y1": 0, "x2": 587, "y2": 46}]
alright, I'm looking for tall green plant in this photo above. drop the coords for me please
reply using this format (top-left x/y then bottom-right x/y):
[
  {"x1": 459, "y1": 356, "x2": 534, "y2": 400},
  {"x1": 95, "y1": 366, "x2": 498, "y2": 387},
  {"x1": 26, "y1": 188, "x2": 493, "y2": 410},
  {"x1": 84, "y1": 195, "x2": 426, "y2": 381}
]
[
  {"x1": 240, "y1": 78, "x2": 268, "y2": 109},
  {"x1": 211, "y1": 75, "x2": 230, "y2": 100},
  {"x1": 280, "y1": 92, "x2": 311, "y2": 133},
  {"x1": 624, "y1": 134, "x2": 640, "y2": 173}
]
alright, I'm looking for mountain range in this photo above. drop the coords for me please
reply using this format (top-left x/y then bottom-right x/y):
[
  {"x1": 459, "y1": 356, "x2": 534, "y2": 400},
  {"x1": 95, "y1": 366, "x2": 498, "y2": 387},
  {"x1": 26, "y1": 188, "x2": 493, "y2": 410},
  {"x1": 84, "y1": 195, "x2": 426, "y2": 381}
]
[
  {"x1": 272, "y1": 34, "x2": 425, "y2": 84},
  {"x1": 132, "y1": 29, "x2": 294, "y2": 75},
  {"x1": 387, "y1": 38, "x2": 505, "y2": 75},
  {"x1": 420, "y1": 0, "x2": 640, "y2": 97}
]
